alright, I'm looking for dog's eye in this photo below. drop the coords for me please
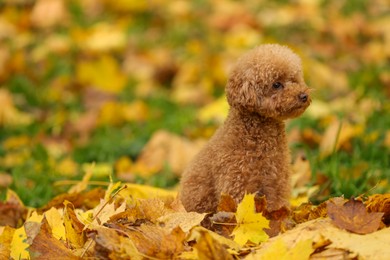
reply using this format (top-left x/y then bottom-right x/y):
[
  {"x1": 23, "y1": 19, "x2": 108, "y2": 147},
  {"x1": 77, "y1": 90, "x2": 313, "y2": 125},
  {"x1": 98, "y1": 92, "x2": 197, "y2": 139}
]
[{"x1": 272, "y1": 82, "x2": 284, "y2": 89}]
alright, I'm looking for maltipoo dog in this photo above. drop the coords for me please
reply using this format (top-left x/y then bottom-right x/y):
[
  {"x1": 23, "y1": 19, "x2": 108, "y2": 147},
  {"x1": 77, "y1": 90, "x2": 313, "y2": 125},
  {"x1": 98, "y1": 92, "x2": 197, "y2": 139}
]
[{"x1": 179, "y1": 44, "x2": 311, "y2": 213}]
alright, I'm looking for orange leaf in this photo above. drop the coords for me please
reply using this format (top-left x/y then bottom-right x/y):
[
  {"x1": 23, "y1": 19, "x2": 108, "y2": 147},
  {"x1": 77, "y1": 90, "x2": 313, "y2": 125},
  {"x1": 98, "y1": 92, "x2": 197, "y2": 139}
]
[{"x1": 29, "y1": 218, "x2": 78, "y2": 259}]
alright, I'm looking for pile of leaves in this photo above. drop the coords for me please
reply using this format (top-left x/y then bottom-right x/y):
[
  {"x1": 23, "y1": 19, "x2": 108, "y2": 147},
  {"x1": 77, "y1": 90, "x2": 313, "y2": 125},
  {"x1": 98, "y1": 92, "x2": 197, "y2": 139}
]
[
  {"x1": 1, "y1": 0, "x2": 389, "y2": 207},
  {"x1": 1, "y1": 173, "x2": 390, "y2": 259}
]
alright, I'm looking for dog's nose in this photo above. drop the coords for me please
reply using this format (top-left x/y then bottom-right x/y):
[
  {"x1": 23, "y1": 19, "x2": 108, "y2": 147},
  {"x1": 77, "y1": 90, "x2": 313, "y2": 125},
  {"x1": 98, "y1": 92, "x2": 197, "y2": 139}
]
[{"x1": 299, "y1": 92, "x2": 308, "y2": 102}]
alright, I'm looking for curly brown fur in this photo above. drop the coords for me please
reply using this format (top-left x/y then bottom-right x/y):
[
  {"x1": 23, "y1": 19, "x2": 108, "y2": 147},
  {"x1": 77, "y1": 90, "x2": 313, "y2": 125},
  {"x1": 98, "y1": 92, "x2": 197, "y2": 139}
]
[{"x1": 179, "y1": 44, "x2": 311, "y2": 213}]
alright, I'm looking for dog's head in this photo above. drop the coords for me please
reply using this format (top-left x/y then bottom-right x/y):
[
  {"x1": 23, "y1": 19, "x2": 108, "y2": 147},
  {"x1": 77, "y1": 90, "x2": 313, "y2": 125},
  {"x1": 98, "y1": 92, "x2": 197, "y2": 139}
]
[{"x1": 226, "y1": 44, "x2": 311, "y2": 120}]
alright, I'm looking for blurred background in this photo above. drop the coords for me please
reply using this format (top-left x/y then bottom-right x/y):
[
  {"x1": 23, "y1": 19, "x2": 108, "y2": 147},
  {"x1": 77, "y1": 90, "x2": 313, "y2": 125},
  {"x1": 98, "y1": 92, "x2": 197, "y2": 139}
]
[{"x1": 0, "y1": 0, "x2": 389, "y2": 207}]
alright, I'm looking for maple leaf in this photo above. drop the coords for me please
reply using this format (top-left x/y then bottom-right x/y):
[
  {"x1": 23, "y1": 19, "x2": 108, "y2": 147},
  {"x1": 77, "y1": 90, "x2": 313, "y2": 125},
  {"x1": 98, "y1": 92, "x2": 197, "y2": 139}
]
[
  {"x1": 327, "y1": 197, "x2": 384, "y2": 234},
  {"x1": 232, "y1": 193, "x2": 269, "y2": 246}
]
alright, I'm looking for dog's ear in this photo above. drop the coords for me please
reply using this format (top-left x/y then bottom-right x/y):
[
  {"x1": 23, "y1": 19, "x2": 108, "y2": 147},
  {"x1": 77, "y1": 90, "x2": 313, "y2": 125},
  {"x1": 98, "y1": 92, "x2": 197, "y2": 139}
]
[{"x1": 226, "y1": 71, "x2": 259, "y2": 111}]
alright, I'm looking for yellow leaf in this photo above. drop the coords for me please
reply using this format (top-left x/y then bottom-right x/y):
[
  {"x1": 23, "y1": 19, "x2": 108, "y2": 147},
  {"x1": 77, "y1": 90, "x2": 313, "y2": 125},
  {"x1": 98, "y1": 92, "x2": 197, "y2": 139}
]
[
  {"x1": 319, "y1": 120, "x2": 364, "y2": 158},
  {"x1": 63, "y1": 201, "x2": 85, "y2": 249},
  {"x1": 194, "y1": 229, "x2": 233, "y2": 260},
  {"x1": 81, "y1": 163, "x2": 112, "y2": 179},
  {"x1": 246, "y1": 238, "x2": 314, "y2": 260},
  {"x1": 56, "y1": 157, "x2": 78, "y2": 177},
  {"x1": 27, "y1": 211, "x2": 44, "y2": 223},
  {"x1": 118, "y1": 183, "x2": 177, "y2": 201},
  {"x1": 76, "y1": 55, "x2": 126, "y2": 94},
  {"x1": 98, "y1": 101, "x2": 125, "y2": 126},
  {"x1": 197, "y1": 96, "x2": 229, "y2": 124},
  {"x1": 122, "y1": 100, "x2": 149, "y2": 122},
  {"x1": 232, "y1": 194, "x2": 269, "y2": 246},
  {"x1": 107, "y1": 0, "x2": 148, "y2": 12},
  {"x1": 3, "y1": 136, "x2": 30, "y2": 150},
  {"x1": 10, "y1": 226, "x2": 29, "y2": 260},
  {"x1": 189, "y1": 226, "x2": 241, "y2": 253},
  {"x1": 84, "y1": 23, "x2": 126, "y2": 52},
  {"x1": 0, "y1": 89, "x2": 33, "y2": 127},
  {"x1": 44, "y1": 207, "x2": 66, "y2": 241}
]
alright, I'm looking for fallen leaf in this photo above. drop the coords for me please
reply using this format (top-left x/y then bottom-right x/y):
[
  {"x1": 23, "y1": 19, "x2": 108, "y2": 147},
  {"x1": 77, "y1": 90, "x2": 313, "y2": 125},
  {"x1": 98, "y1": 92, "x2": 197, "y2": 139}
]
[
  {"x1": 83, "y1": 22, "x2": 126, "y2": 52},
  {"x1": 217, "y1": 193, "x2": 237, "y2": 212},
  {"x1": 127, "y1": 225, "x2": 185, "y2": 259},
  {"x1": 197, "y1": 95, "x2": 229, "y2": 124},
  {"x1": 10, "y1": 225, "x2": 29, "y2": 260},
  {"x1": 30, "y1": 0, "x2": 68, "y2": 28},
  {"x1": 91, "y1": 201, "x2": 126, "y2": 226},
  {"x1": 29, "y1": 217, "x2": 78, "y2": 259},
  {"x1": 0, "y1": 189, "x2": 27, "y2": 227},
  {"x1": 209, "y1": 211, "x2": 236, "y2": 237},
  {"x1": 291, "y1": 154, "x2": 312, "y2": 189},
  {"x1": 91, "y1": 226, "x2": 141, "y2": 260},
  {"x1": 137, "y1": 198, "x2": 172, "y2": 223},
  {"x1": 40, "y1": 188, "x2": 104, "y2": 212},
  {"x1": 118, "y1": 183, "x2": 177, "y2": 201},
  {"x1": 194, "y1": 229, "x2": 233, "y2": 260},
  {"x1": 134, "y1": 130, "x2": 205, "y2": 177},
  {"x1": 327, "y1": 197, "x2": 383, "y2": 234},
  {"x1": 0, "y1": 89, "x2": 33, "y2": 127},
  {"x1": 366, "y1": 194, "x2": 390, "y2": 225},
  {"x1": 63, "y1": 201, "x2": 86, "y2": 249},
  {"x1": 319, "y1": 120, "x2": 364, "y2": 158},
  {"x1": 232, "y1": 193, "x2": 269, "y2": 246},
  {"x1": 189, "y1": 226, "x2": 241, "y2": 253},
  {"x1": 262, "y1": 218, "x2": 390, "y2": 259},
  {"x1": 44, "y1": 207, "x2": 66, "y2": 241},
  {"x1": 76, "y1": 55, "x2": 126, "y2": 94},
  {"x1": 158, "y1": 211, "x2": 207, "y2": 233},
  {"x1": 0, "y1": 226, "x2": 15, "y2": 259},
  {"x1": 246, "y1": 238, "x2": 314, "y2": 260}
]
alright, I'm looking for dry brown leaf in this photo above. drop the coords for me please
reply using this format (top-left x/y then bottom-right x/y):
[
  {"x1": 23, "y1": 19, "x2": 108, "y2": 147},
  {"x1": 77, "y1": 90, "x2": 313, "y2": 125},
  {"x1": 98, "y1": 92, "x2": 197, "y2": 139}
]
[
  {"x1": 217, "y1": 193, "x2": 237, "y2": 212},
  {"x1": 29, "y1": 218, "x2": 78, "y2": 259},
  {"x1": 127, "y1": 225, "x2": 186, "y2": 259},
  {"x1": 91, "y1": 226, "x2": 141, "y2": 260},
  {"x1": 264, "y1": 207, "x2": 292, "y2": 237},
  {"x1": 138, "y1": 198, "x2": 172, "y2": 223},
  {"x1": 158, "y1": 212, "x2": 207, "y2": 233},
  {"x1": 134, "y1": 130, "x2": 205, "y2": 176},
  {"x1": 0, "y1": 190, "x2": 27, "y2": 227},
  {"x1": 39, "y1": 188, "x2": 104, "y2": 212},
  {"x1": 327, "y1": 198, "x2": 383, "y2": 234},
  {"x1": 194, "y1": 229, "x2": 233, "y2": 260},
  {"x1": 209, "y1": 211, "x2": 236, "y2": 237}
]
